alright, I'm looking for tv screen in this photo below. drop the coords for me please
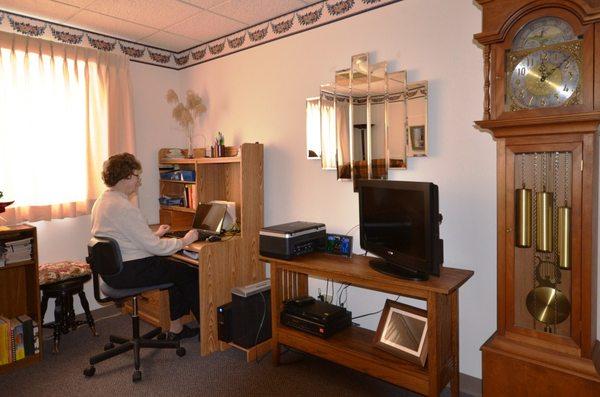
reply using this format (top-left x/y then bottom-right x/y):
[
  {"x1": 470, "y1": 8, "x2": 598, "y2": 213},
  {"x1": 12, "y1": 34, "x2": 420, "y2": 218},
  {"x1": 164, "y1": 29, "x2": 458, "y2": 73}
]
[{"x1": 358, "y1": 180, "x2": 443, "y2": 280}]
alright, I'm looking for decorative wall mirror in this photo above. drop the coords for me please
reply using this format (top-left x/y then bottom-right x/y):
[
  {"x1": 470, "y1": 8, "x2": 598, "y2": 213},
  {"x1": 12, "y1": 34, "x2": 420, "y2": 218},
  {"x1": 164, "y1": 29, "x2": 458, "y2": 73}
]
[{"x1": 306, "y1": 53, "x2": 429, "y2": 183}]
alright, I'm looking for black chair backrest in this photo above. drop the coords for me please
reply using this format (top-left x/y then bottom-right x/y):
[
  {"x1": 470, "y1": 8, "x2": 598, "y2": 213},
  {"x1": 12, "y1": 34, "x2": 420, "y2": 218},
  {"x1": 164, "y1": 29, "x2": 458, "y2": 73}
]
[{"x1": 86, "y1": 236, "x2": 123, "y2": 303}]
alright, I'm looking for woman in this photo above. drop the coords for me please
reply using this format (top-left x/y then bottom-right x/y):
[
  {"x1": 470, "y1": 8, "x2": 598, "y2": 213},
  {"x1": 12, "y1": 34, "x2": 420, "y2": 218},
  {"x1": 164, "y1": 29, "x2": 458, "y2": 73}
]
[{"x1": 91, "y1": 153, "x2": 199, "y2": 341}]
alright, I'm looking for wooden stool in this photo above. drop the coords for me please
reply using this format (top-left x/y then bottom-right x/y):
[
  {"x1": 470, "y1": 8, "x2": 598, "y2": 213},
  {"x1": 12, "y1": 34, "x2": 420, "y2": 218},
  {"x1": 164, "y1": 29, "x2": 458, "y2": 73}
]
[{"x1": 39, "y1": 261, "x2": 98, "y2": 353}]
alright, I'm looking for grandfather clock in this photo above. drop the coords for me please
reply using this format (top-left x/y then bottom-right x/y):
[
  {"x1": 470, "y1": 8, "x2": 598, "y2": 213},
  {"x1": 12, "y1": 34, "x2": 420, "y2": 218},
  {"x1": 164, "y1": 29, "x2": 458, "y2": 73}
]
[{"x1": 474, "y1": 0, "x2": 600, "y2": 395}]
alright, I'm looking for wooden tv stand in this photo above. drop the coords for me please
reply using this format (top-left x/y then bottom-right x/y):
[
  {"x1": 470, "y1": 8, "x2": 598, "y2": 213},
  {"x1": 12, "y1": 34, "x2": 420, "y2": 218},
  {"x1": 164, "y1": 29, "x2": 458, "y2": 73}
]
[{"x1": 260, "y1": 253, "x2": 473, "y2": 397}]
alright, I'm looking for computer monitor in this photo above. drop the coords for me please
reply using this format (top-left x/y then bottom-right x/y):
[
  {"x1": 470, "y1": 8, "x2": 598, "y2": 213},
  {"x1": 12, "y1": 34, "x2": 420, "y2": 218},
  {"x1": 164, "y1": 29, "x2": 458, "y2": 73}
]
[{"x1": 192, "y1": 203, "x2": 227, "y2": 235}]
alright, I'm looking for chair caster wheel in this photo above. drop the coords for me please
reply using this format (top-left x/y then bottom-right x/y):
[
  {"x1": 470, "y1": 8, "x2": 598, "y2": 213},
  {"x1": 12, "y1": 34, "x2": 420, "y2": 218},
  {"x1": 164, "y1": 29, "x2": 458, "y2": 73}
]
[
  {"x1": 83, "y1": 366, "x2": 96, "y2": 377},
  {"x1": 157, "y1": 333, "x2": 166, "y2": 340},
  {"x1": 104, "y1": 342, "x2": 115, "y2": 351},
  {"x1": 176, "y1": 347, "x2": 186, "y2": 357},
  {"x1": 132, "y1": 370, "x2": 142, "y2": 382}
]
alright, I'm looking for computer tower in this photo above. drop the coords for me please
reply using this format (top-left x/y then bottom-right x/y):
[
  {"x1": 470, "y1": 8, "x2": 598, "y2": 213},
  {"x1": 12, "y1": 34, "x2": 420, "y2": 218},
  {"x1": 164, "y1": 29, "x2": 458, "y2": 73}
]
[
  {"x1": 217, "y1": 302, "x2": 232, "y2": 343},
  {"x1": 231, "y1": 280, "x2": 271, "y2": 348}
]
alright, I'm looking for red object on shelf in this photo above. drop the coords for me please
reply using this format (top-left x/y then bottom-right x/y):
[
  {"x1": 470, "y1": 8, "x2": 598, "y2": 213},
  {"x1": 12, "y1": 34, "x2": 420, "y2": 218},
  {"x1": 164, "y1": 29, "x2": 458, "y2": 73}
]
[{"x1": 0, "y1": 201, "x2": 14, "y2": 213}]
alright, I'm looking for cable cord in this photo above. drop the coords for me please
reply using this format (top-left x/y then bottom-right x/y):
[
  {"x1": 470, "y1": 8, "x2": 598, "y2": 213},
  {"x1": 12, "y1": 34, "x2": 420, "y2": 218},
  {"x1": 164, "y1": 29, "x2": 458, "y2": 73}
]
[
  {"x1": 254, "y1": 291, "x2": 267, "y2": 364},
  {"x1": 351, "y1": 295, "x2": 400, "y2": 321}
]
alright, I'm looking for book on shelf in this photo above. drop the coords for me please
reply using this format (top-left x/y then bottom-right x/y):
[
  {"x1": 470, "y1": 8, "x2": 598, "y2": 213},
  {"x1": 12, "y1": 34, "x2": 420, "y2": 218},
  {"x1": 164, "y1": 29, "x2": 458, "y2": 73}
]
[
  {"x1": 0, "y1": 316, "x2": 9, "y2": 364},
  {"x1": 16, "y1": 315, "x2": 34, "y2": 357},
  {"x1": 0, "y1": 314, "x2": 39, "y2": 365},
  {"x1": 9, "y1": 318, "x2": 25, "y2": 361}
]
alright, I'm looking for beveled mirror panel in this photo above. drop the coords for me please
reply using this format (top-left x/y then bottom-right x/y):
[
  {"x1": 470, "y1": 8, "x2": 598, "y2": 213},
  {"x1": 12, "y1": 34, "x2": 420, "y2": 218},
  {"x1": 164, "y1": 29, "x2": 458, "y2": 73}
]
[
  {"x1": 320, "y1": 84, "x2": 337, "y2": 170},
  {"x1": 387, "y1": 71, "x2": 408, "y2": 169},
  {"x1": 306, "y1": 97, "x2": 321, "y2": 160},
  {"x1": 335, "y1": 71, "x2": 352, "y2": 180},
  {"x1": 368, "y1": 61, "x2": 388, "y2": 180},
  {"x1": 406, "y1": 81, "x2": 428, "y2": 157}
]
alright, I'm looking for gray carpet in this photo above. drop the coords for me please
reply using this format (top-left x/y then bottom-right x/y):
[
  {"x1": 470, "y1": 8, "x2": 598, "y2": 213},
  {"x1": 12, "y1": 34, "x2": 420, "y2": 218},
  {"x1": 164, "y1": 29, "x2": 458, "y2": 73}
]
[{"x1": 0, "y1": 310, "x2": 467, "y2": 396}]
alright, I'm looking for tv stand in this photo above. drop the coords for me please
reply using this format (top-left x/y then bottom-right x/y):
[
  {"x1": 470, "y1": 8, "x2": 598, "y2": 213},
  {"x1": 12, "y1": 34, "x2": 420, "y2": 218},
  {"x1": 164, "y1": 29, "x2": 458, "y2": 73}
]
[
  {"x1": 261, "y1": 252, "x2": 473, "y2": 396},
  {"x1": 369, "y1": 258, "x2": 429, "y2": 281}
]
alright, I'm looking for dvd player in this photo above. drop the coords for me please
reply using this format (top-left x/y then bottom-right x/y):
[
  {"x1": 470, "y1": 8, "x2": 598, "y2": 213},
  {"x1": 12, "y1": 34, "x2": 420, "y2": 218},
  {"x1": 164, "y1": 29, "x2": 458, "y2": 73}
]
[{"x1": 281, "y1": 299, "x2": 351, "y2": 338}]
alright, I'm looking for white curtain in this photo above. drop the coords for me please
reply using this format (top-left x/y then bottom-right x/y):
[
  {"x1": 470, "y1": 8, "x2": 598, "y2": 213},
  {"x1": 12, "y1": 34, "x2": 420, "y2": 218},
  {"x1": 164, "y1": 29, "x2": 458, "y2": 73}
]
[{"x1": 0, "y1": 31, "x2": 135, "y2": 224}]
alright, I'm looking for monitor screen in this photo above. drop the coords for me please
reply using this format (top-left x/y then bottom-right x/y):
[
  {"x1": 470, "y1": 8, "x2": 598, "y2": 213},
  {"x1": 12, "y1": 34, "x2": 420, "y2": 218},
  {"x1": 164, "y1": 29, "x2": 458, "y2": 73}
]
[
  {"x1": 362, "y1": 187, "x2": 426, "y2": 260},
  {"x1": 192, "y1": 203, "x2": 227, "y2": 233}
]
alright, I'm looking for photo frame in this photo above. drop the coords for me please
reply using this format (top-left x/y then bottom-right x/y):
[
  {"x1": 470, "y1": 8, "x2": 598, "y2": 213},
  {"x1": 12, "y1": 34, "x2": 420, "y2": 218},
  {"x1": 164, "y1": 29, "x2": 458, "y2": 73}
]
[{"x1": 373, "y1": 300, "x2": 428, "y2": 366}]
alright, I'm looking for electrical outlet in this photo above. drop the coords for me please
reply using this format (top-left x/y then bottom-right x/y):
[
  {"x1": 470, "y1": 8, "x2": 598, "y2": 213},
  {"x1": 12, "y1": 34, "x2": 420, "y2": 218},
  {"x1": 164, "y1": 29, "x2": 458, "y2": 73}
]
[{"x1": 324, "y1": 294, "x2": 333, "y2": 303}]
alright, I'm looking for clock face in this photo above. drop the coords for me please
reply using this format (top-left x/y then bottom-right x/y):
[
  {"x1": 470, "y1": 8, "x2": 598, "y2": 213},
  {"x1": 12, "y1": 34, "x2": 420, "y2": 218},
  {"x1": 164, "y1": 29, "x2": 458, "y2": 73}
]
[
  {"x1": 512, "y1": 16, "x2": 577, "y2": 50},
  {"x1": 508, "y1": 46, "x2": 581, "y2": 110}
]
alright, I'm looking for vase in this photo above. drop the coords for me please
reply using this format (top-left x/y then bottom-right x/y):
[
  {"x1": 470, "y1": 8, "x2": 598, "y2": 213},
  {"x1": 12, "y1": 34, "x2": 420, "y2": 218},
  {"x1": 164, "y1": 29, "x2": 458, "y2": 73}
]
[{"x1": 186, "y1": 136, "x2": 194, "y2": 159}]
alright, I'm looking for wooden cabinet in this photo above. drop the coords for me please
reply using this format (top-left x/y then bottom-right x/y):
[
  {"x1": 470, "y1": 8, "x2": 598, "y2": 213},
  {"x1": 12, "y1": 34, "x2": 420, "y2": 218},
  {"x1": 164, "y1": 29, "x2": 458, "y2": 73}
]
[
  {"x1": 127, "y1": 143, "x2": 265, "y2": 342},
  {"x1": 0, "y1": 225, "x2": 42, "y2": 374},
  {"x1": 474, "y1": 1, "x2": 600, "y2": 394}
]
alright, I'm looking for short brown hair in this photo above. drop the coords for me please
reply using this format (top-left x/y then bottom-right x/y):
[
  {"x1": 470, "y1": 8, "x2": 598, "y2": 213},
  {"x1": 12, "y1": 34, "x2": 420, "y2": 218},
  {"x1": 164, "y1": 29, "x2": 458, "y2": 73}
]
[{"x1": 102, "y1": 153, "x2": 141, "y2": 187}]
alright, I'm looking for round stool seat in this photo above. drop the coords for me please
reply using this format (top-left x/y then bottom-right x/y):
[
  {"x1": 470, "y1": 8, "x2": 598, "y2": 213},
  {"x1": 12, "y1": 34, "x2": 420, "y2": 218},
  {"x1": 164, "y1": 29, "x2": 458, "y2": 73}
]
[{"x1": 39, "y1": 260, "x2": 91, "y2": 286}]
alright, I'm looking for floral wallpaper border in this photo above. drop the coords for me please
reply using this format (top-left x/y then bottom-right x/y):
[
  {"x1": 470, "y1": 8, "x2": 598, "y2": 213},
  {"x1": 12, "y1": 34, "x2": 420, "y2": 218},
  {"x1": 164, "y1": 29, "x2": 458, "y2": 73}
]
[{"x1": 0, "y1": 0, "x2": 400, "y2": 70}]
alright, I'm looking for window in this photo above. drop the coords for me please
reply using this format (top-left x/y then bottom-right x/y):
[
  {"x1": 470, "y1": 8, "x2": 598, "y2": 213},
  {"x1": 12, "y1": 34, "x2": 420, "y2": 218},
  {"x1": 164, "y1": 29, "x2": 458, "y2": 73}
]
[{"x1": 0, "y1": 31, "x2": 135, "y2": 224}]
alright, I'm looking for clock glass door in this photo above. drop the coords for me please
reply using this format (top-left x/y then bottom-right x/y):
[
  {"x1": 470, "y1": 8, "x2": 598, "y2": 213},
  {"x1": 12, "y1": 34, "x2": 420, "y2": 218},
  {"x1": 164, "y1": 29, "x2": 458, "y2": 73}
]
[{"x1": 508, "y1": 144, "x2": 582, "y2": 345}]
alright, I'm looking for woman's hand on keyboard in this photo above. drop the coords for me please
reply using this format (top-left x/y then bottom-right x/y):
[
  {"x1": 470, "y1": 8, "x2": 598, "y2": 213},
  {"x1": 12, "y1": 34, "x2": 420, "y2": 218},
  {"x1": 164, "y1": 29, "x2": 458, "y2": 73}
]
[
  {"x1": 182, "y1": 229, "x2": 199, "y2": 246},
  {"x1": 155, "y1": 224, "x2": 171, "y2": 237}
]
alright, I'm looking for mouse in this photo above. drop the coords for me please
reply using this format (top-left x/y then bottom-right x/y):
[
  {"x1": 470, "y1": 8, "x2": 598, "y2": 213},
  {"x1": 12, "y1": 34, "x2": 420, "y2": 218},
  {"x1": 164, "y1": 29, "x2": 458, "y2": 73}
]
[{"x1": 207, "y1": 235, "x2": 221, "y2": 242}]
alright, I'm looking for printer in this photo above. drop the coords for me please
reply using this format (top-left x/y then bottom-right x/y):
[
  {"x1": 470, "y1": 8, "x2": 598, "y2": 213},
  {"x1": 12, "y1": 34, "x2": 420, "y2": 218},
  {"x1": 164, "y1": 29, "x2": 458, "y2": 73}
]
[{"x1": 259, "y1": 221, "x2": 326, "y2": 259}]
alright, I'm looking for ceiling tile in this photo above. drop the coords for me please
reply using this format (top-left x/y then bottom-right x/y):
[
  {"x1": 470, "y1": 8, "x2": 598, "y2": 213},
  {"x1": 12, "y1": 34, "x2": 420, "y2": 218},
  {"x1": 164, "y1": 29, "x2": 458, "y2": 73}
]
[
  {"x1": 179, "y1": 0, "x2": 227, "y2": 9},
  {"x1": 68, "y1": 10, "x2": 157, "y2": 41},
  {"x1": 0, "y1": 0, "x2": 80, "y2": 22},
  {"x1": 166, "y1": 9, "x2": 244, "y2": 42},
  {"x1": 86, "y1": 0, "x2": 199, "y2": 29},
  {"x1": 210, "y1": 0, "x2": 305, "y2": 25},
  {"x1": 139, "y1": 31, "x2": 197, "y2": 52},
  {"x1": 54, "y1": 0, "x2": 96, "y2": 7}
]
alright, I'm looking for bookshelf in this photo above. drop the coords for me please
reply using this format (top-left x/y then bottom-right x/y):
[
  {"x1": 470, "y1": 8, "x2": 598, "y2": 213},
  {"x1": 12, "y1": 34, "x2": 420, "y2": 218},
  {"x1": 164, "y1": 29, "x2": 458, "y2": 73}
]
[{"x1": 0, "y1": 225, "x2": 42, "y2": 373}]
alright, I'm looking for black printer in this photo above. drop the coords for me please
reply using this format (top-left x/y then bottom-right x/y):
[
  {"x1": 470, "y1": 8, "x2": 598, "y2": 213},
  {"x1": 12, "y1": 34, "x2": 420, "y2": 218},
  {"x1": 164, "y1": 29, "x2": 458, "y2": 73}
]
[{"x1": 259, "y1": 221, "x2": 326, "y2": 259}]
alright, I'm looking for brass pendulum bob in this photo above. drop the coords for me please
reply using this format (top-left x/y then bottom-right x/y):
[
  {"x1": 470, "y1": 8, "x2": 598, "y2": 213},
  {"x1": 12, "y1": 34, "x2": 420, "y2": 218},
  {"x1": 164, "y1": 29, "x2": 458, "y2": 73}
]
[
  {"x1": 516, "y1": 187, "x2": 532, "y2": 248},
  {"x1": 536, "y1": 190, "x2": 553, "y2": 252},
  {"x1": 558, "y1": 206, "x2": 571, "y2": 269}
]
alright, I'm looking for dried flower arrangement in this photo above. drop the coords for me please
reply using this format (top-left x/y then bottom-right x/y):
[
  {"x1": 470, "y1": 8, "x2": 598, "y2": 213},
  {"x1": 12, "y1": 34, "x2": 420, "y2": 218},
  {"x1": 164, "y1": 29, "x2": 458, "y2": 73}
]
[{"x1": 166, "y1": 89, "x2": 207, "y2": 158}]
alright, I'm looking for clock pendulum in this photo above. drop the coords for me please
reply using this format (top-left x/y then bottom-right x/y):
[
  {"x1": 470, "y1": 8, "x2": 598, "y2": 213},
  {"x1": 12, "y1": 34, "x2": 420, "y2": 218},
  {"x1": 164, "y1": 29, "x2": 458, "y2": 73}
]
[
  {"x1": 516, "y1": 154, "x2": 532, "y2": 248},
  {"x1": 558, "y1": 152, "x2": 571, "y2": 269},
  {"x1": 536, "y1": 153, "x2": 553, "y2": 252}
]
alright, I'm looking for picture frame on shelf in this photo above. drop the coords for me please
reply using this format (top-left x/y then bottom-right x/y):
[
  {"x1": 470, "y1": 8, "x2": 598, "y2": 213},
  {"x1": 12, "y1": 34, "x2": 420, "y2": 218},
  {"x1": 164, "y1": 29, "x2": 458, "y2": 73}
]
[{"x1": 374, "y1": 299, "x2": 428, "y2": 366}]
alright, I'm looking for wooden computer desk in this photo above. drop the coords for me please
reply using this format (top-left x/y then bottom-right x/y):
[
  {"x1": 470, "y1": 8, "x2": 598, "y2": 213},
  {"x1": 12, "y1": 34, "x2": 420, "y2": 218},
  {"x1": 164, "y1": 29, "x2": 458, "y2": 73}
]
[
  {"x1": 261, "y1": 252, "x2": 473, "y2": 397},
  {"x1": 159, "y1": 235, "x2": 265, "y2": 356}
]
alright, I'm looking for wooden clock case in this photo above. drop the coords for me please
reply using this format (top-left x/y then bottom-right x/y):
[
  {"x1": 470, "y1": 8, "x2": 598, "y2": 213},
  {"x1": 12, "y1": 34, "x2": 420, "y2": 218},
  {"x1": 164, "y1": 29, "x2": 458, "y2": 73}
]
[{"x1": 474, "y1": 1, "x2": 600, "y2": 395}]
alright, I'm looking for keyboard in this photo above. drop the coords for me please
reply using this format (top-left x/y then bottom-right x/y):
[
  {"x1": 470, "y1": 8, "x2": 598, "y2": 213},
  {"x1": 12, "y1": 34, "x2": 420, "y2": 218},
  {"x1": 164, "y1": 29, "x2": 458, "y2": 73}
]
[{"x1": 165, "y1": 230, "x2": 211, "y2": 241}]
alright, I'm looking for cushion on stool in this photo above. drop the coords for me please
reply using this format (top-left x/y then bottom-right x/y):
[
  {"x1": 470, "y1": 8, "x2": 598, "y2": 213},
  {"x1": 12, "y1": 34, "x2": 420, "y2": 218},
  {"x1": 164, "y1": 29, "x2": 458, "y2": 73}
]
[{"x1": 39, "y1": 260, "x2": 91, "y2": 286}]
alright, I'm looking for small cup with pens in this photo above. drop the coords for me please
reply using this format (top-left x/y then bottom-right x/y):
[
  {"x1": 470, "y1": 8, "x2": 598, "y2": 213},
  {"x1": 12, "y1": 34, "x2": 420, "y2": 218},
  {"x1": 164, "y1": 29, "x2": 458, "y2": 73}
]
[{"x1": 211, "y1": 132, "x2": 225, "y2": 157}]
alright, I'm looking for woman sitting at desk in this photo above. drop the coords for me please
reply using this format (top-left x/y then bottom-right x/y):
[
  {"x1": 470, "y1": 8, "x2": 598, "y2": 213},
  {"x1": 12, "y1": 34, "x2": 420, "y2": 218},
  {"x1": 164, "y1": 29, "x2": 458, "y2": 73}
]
[{"x1": 91, "y1": 153, "x2": 199, "y2": 341}]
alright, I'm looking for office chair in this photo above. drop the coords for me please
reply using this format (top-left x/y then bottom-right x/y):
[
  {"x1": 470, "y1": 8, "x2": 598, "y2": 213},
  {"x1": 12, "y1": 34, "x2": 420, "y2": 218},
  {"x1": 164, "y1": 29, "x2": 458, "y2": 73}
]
[{"x1": 83, "y1": 236, "x2": 185, "y2": 382}]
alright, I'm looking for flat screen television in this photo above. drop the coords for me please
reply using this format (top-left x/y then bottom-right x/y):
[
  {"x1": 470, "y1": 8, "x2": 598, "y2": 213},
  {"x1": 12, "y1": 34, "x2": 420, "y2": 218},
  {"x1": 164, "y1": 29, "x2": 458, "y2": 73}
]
[{"x1": 357, "y1": 180, "x2": 443, "y2": 280}]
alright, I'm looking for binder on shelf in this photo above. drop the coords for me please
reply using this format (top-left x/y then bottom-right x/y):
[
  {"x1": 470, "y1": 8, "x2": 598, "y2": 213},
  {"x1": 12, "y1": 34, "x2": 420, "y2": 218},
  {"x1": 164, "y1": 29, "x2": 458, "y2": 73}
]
[
  {"x1": 16, "y1": 315, "x2": 34, "y2": 357},
  {"x1": 0, "y1": 316, "x2": 9, "y2": 364}
]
